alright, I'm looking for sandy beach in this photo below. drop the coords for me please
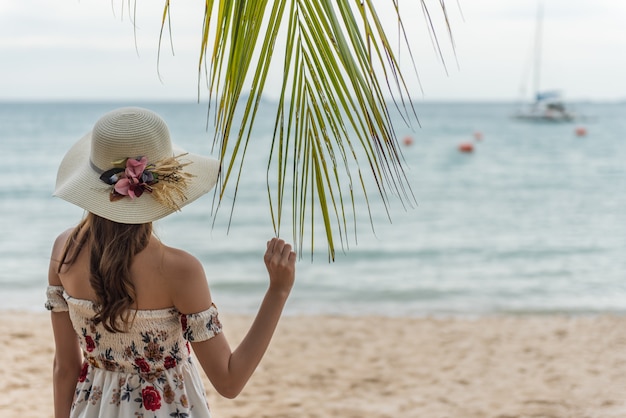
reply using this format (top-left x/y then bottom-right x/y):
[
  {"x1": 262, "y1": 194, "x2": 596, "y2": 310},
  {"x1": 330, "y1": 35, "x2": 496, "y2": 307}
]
[{"x1": 1, "y1": 311, "x2": 625, "y2": 418}]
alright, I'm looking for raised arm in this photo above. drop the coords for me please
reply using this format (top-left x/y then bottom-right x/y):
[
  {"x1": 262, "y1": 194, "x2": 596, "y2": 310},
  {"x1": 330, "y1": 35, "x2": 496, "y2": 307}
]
[{"x1": 171, "y1": 237, "x2": 295, "y2": 398}]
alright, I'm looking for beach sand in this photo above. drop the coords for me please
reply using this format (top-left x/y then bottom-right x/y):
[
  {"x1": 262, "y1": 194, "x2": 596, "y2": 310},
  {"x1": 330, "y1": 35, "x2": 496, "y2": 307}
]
[{"x1": 1, "y1": 312, "x2": 625, "y2": 418}]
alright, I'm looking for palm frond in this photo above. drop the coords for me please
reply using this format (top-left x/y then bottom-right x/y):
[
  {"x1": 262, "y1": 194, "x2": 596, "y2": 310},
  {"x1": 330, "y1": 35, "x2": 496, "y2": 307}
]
[{"x1": 158, "y1": 0, "x2": 455, "y2": 260}]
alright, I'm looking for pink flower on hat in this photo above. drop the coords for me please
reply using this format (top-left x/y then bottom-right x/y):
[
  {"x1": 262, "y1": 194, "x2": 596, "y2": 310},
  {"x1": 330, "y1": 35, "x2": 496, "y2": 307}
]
[
  {"x1": 114, "y1": 157, "x2": 149, "y2": 199},
  {"x1": 126, "y1": 156, "x2": 148, "y2": 178}
]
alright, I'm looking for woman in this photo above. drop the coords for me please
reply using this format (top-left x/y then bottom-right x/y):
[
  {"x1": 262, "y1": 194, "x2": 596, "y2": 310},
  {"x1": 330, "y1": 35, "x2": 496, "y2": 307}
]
[{"x1": 46, "y1": 107, "x2": 295, "y2": 417}]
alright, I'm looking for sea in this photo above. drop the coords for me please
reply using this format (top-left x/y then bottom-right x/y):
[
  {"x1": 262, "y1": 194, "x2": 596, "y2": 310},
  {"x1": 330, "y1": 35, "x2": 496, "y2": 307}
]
[{"x1": 1, "y1": 101, "x2": 625, "y2": 316}]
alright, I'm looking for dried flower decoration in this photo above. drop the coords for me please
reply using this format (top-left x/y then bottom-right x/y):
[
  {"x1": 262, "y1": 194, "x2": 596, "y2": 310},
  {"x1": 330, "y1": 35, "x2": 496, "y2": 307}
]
[{"x1": 99, "y1": 154, "x2": 194, "y2": 211}]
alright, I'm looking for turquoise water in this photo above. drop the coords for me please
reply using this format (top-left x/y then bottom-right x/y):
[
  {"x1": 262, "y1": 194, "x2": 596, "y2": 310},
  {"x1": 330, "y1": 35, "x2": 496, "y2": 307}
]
[{"x1": 1, "y1": 101, "x2": 625, "y2": 315}]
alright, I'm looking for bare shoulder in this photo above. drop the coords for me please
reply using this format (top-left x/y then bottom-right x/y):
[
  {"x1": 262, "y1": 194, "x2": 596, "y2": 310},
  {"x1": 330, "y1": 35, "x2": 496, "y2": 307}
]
[
  {"x1": 159, "y1": 244, "x2": 206, "y2": 280},
  {"x1": 50, "y1": 228, "x2": 74, "y2": 266},
  {"x1": 50, "y1": 227, "x2": 75, "y2": 262},
  {"x1": 49, "y1": 227, "x2": 76, "y2": 285},
  {"x1": 158, "y1": 244, "x2": 213, "y2": 314}
]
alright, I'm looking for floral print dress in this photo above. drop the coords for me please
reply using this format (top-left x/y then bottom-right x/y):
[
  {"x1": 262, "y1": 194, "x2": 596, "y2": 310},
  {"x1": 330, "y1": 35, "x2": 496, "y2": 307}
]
[{"x1": 46, "y1": 285, "x2": 222, "y2": 418}]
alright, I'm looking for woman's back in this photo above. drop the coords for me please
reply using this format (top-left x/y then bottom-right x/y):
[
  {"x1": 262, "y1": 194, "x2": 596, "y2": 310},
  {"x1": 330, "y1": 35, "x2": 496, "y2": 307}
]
[
  {"x1": 49, "y1": 229, "x2": 223, "y2": 417},
  {"x1": 55, "y1": 229, "x2": 202, "y2": 311}
]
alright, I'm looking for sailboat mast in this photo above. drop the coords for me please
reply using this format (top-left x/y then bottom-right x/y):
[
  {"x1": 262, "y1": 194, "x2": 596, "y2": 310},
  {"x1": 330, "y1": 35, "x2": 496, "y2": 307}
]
[{"x1": 533, "y1": 1, "x2": 544, "y2": 98}]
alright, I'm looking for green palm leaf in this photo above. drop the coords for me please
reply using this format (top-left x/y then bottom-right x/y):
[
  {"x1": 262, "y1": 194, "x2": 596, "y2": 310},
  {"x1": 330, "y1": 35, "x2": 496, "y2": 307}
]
[{"x1": 158, "y1": 0, "x2": 454, "y2": 260}]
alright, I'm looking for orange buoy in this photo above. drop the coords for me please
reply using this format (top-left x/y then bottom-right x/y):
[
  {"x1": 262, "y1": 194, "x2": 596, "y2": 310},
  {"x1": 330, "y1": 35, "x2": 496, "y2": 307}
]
[
  {"x1": 473, "y1": 131, "x2": 483, "y2": 141},
  {"x1": 402, "y1": 136, "x2": 414, "y2": 146},
  {"x1": 575, "y1": 126, "x2": 587, "y2": 137},
  {"x1": 458, "y1": 142, "x2": 474, "y2": 153}
]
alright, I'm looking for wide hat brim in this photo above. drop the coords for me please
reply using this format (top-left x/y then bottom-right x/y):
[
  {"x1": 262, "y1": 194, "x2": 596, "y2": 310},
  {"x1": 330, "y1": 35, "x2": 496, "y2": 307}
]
[{"x1": 54, "y1": 130, "x2": 220, "y2": 224}]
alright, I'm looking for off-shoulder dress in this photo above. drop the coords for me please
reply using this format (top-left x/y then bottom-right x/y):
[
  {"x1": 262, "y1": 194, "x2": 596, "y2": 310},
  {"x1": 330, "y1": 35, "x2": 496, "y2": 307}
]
[{"x1": 46, "y1": 285, "x2": 222, "y2": 418}]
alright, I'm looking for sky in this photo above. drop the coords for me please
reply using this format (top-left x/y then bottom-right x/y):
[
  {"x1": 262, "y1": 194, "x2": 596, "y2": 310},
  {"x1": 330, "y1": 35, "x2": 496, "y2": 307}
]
[{"x1": 1, "y1": 0, "x2": 625, "y2": 102}]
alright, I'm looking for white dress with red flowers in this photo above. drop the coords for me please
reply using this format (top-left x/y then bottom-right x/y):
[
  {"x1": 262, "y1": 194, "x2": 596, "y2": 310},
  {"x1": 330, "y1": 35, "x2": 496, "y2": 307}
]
[{"x1": 46, "y1": 285, "x2": 222, "y2": 418}]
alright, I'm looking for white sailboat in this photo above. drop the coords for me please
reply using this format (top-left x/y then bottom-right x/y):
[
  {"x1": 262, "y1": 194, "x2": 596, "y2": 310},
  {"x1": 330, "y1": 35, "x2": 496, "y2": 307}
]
[{"x1": 514, "y1": 2, "x2": 577, "y2": 122}]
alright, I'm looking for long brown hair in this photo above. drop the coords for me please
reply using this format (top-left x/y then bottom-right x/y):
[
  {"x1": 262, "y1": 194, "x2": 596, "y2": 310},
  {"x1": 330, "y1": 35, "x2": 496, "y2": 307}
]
[{"x1": 58, "y1": 213, "x2": 152, "y2": 332}]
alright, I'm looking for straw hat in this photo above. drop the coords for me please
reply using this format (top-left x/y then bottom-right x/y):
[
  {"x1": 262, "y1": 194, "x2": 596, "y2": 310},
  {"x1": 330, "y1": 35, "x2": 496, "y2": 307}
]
[{"x1": 54, "y1": 107, "x2": 220, "y2": 224}]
